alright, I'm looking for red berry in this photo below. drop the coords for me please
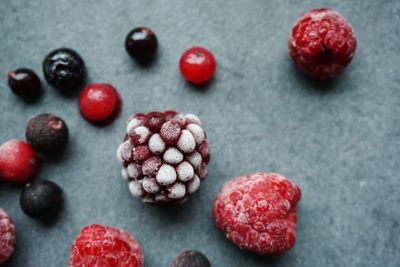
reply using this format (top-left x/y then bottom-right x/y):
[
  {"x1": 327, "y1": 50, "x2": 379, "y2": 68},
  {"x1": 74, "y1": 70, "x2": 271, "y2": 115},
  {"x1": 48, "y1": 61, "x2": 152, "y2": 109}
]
[
  {"x1": 213, "y1": 172, "x2": 301, "y2": 255},
  {"x1": 69, "y1": 224, "x2": 144, "y2": 267},
  {"x1": 179, "y1": 47, "x2": 216, "y2": 85},
  {"x1": 289, "y1": 8, "x2": 357, "y2": 79},
  {"x1": 79, "y1": 83, "x2": 120, "y2": 122},
  {"x1": 0, "y1": 209, "x2": 16, "y2": 264},
  {"x1": 0, "y1": 140, "x2": 39, "y2": 182}
]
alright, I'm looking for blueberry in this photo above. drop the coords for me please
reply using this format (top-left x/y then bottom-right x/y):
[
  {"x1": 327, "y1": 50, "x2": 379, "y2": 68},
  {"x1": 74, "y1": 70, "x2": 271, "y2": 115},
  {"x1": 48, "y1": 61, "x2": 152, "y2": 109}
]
[
  {"x1": 125, "y1": 27, "x2": 158, "y2": 61},
  {"x1": 7, "y1": 68, "x2": 41, "y2": 98},
  {"x1": 25, "y1": 113, "x2": 69, "y2": 154},
  {"x1": 20, "y1": 180, "x2": 63, "y2": 219},
  {"x1": 43, "y1": 48, "x2": 85, "y2": 91},
  {"x1": 172, "y1": 250, "x2": 211, "y2": 267}
]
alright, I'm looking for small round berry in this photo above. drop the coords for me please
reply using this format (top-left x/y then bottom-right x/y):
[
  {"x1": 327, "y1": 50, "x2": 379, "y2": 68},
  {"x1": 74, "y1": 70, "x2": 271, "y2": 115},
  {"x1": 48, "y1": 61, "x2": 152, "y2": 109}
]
[
  {"x1": 25, "y1": 113, "x2": 69, "y2": 154},
  {"x1": 43, "y1": 48, "x2": 86, "y2": 90},
  {"x1": 20, "y1": 180, "x2": 63, "y2": 219},
  {"x1": 289, "y1": 8, "x2": 357, "y2": 79},
  {"x1": 0, "y1": 209, "x2": 16, "y2": 264},
  {"x1": 69, "y1": 224, "x2": 144, "y2": 267},
  {"x1": 172, "y1": 250, "x2": 211, "y2": 267},
  {"x1": 7, "y1": 68, "x2": 41, "y2": 97},
  {"x1": 0, "y1": 140, "x2": 39, "y2": 183},
  {"x1": 213, "y1": 173, "x2": 301, "y2": 255},
  {"x1": 125, "y1": 27, "x2": 158, "y2": 61},
  {"x1": 180, "y1": 47, "x2": 217, "y2": 85},
  {"x1": 79, "y1": 83, "x2": 120, "y2": 122}
]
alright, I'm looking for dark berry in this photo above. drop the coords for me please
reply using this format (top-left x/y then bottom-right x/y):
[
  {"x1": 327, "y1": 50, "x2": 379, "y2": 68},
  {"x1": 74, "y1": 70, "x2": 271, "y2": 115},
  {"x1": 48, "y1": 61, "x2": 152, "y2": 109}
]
[
  {"x1": 7, "y1": 68, "x2": 41, "y2": 97},
  {"x1": 25, "y1": 113, "x2": 69, "y2": 154},
  {"x1": 0, "y1": 140, "x2": 39, "y2": 183},
  {"x1": 180, "y1": 47, "x2": 217, "y2": 85},
  {"x1": 172, "y1": 250, "x2": 211, "y2": 267},
  {"x1": 79, "y1": 83, "x2": 120, "y2": 122},
  {"x1": 125, "y1": 27, "x2": 158, "y2": 61},
  {"x1": 43, "y1": 48, "x2": 86, "y2": 90},
  {"x1": 20, "y1": 180, "x2": 63, "y2": 219}
]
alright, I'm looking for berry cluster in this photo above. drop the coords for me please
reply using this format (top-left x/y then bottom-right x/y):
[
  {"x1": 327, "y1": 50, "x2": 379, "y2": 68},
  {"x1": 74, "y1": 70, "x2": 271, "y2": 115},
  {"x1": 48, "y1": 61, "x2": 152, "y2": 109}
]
[{"x1": 117, "y1": 111, "x2": 210, "y2": 204}]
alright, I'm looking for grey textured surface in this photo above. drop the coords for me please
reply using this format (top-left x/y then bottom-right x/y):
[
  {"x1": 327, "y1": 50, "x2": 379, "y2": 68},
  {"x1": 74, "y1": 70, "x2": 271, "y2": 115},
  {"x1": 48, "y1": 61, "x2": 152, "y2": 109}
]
[{"x1": 0, "y1": 0, "x2": 399, "y2": 266}]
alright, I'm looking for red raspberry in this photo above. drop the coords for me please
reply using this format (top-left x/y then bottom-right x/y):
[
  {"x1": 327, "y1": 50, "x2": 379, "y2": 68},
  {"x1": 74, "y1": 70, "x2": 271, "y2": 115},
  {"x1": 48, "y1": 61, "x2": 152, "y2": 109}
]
[
  {"x1": 79, "y1": 83, "x2": 121, "y2": 122},
  {"x1": 213, "y1": 172, "x2": 301, "y2": 255},
  {"x1": 179, "y1": 47, "x2": 217, "y2": 85},
  {"x1": 0, "y1": 209, "x2": 16, "y2": 264},
  {"x1": 117, "y1": 111, "x2": 210, "y2": 204},
  {"x1": 289, "y1": 8, "x2": 357, "y2": 80},
  {"x1": 69, "y1": 224, "x2": 143, "y2": 267},
  {"x1": 0, "y1": 140, "x2": 39, "y2": 182}
]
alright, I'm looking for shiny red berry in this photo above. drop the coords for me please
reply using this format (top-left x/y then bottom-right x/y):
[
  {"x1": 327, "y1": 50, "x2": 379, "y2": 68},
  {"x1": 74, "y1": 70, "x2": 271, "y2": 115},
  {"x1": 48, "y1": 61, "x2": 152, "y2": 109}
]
[
  {"x1": 79, "y1": 83, "x2": 120, "y2": 122},
  {"x1": 0, "y1": 140, "x2": 39, "y2": 183},
  {"x1": 179, "y1": 47, "x2": 217, "y2": 85}
]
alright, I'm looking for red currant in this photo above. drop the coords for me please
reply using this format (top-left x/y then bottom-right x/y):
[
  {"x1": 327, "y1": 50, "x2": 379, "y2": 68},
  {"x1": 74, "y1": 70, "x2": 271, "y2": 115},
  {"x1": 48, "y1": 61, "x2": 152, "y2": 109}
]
[
  {"x1": 179, "y1": 47, "x2": 217, "y2": 85},
  {"x1": 79, "y1": 83, "x2": 120, "y2": 122},
  {"x1": 0, "y1": 140, "x2": 39, "y2": 182}
]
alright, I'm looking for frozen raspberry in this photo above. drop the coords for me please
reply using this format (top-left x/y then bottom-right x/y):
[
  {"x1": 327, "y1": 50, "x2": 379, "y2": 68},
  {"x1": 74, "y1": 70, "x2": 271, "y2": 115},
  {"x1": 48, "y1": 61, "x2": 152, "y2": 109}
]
[
  {"x1": 289, "y1": 8, "x2": 357, "y2": 80},
  {"x1": 180, "y1": 47, "x2": 217, "y2": 85},
  {"x1": 213, "y1": 172, "x2": 301, "y2": 255},
  {"x1": 117, "y1": 111, "x2": 210, "y2": 204},
  {"x1": 69, "y1": 224, "x2": 143, "y2": 267},
  {"x1": 0, "y1": 209, "x2": 16, "y2": 264},
  {"x1": 0, "y1": 140, "x2": 39, "y2": 183}
]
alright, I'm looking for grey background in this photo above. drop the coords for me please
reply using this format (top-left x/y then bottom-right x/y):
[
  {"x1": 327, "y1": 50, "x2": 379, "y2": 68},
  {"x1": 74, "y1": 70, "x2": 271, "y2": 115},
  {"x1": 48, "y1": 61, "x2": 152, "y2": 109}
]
[{"x1": 0, "y1": 0, "x2": 399, "y2": 266}]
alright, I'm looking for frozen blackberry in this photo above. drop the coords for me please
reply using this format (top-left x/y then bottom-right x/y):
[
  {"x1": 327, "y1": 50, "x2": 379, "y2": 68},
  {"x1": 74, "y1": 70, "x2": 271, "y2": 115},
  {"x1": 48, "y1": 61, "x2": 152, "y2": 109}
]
[
  {"x1": 125, "y1": 27, "x2": 158, "y2": 61},
  {"x1": 117, "y1": 111, "x2": 210, "y2": 204},
  {"x1": 7, "y1": 68, "x2": 41, "y2": 97},
  {"x1": 20, "y1": 180, "x2": 63, "y2": 219},
  {"x1": 26, "y1": 114, "x2": 69, "y2": 154},
  {"x1": 43, "y1": 48, "x2": 85, "y2": 91},
  {"x1": 172, "y1": 250, "x2": 211, "y2": 267}
]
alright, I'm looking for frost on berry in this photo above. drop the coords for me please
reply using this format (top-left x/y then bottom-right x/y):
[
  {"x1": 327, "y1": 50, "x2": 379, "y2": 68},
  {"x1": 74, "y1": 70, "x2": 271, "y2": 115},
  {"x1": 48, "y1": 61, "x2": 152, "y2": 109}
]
[
  {"x1": 117, "y1": 111, "x2": 210, "y2": 204},
  {"x1": 213, "y1": 173, "x2": 301, "y2": 255},
  {"x1": 0, "y1": 209, "x2": 16, "y2": 264}
]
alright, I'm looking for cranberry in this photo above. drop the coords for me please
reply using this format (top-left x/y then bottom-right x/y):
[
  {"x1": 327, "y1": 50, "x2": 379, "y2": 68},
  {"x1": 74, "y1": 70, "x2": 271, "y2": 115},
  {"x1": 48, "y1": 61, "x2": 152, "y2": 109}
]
[
  {"x1": 0, "y1": 140, "x2": 39, "y2": 183},
  {"x1": 125, "y1": 27, "x2": 158, "y2": 61},
  {"x1": 79, "y1": 83, "x2": 120, "y2": 122},
  {"x1": 179, "y1": 47, "x2": 217, "y2": 85},
  {"x1": 7, "y1": 68, "x2": 41, "y2": 97}
]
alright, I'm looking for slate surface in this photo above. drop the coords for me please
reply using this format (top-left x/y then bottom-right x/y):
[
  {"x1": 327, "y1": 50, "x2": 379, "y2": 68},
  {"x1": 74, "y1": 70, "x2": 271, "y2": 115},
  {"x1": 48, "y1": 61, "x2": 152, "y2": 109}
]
[{"x1": 1, "y1": 0, "x2": 399, "y2": 266}]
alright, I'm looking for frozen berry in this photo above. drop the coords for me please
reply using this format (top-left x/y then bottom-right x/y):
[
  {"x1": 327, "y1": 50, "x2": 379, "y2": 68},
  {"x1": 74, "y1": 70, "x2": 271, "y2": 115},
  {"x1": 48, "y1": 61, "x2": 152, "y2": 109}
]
[
  {"x1": 79, "y1": 83, "x2": 120, "y2": 122},
  {"x1": 172, "y1": 250, "x2": 210, "y2": 267},
  {"x1": 117, "y1": 111, "x2": 210, "y2": 204},
  {"x1": 180, "y1": 47, "x2": 217, "y2": 85},
  {"x1": 69, "y1": 224, "x2": 144, "y2": 267},
  {"x1": 289, "y1": 8, "x2": 357, "y2": 79},
  {"x1": 20, "y1": 180, "x2": 63, "y2": 219},
  {"x1": 7, "y1": 68, "x2": 41, "y2": 97},
  {"x1": 26, "y1": 113, "x2": 69, "y2": 154},
  {"x1": 0, "y1": 140, "x2": 39, "y2": 183},
  {"x1": 0, "y1": 209, "x2": 16, "y2": 264},
  {"x1": 125, "y1": 27, "x2": 158, "y2": 61},
  {"x1": 43, "y1": 48, "x2": 86, "y2": 90},
  {"x1": 213, "y1": 172, "x2": 301, "y2": 255}
]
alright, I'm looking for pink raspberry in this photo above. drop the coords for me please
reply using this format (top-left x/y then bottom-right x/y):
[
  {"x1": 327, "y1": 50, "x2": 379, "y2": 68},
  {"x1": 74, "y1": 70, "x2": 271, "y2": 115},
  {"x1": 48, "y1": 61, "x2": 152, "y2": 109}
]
[
  {"x1": 69, "y1": 224, "x2": 143, "y2": 267},
  {"x1": 117, "y1": 111, "x2": 210, "y2": 204},
  {"x1": 289, "y1": 8, "x2": 357, "y2": 79},
  {"x1": 213, "y1": 173, "x2": 301, "y2": 255},
  {"x1": 0, "y1": 209, "x2": 16, "y2": 264}
]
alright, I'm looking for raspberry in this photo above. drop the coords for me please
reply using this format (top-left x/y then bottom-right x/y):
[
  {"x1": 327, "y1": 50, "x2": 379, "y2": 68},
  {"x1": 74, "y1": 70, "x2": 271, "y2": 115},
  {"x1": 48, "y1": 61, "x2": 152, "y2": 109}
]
[
  {"x1": 289, "y1": 8, "x2": 357, "y2": 80},
  {"x1": 0, "y1": 209, "x2": 16, "y2": 264},
  {"x1": 179, "y1": 47, "x2": 217, "y2": 85},
  {"x1": 0, "y1": 140, "x2": 39, "y2": 183},
  {"x1": 69, "y1": 224, "x2": 143, "y2": 267},
  {"x1": 117, "y1": 111, "x2": 210, "y2": 204},
  {"x1": 213, "y1": 172, "x2": 301, "y2": 255}
]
